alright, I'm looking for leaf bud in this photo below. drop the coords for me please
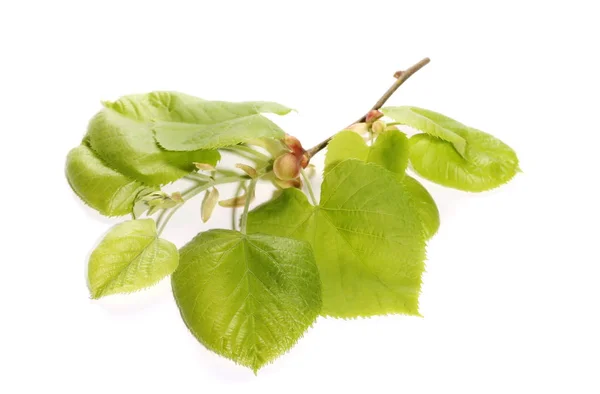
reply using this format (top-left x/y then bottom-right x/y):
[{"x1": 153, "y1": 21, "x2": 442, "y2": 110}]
[
  {"x1": 346, "y1": 122, "x2": 369, "y2": 134},
  {"x1": 273, "y1": 152, "x2": 301, "y2": 181},
  {"x1": 365, "y1": 109, "x2": 383, "y2": 123},
  {"x1": 371, "y1": 120, "x2": 386, "y2": 135}
]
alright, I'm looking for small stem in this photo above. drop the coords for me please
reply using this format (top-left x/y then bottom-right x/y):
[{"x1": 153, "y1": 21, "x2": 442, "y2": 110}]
[
  {"x1": 240, "y1": 178, "x2": 258, "y2": 234},
  {"x1": 185, "y1": 173, "x2": 212, "y2": 183},
  {"x1": 231, "y1": 181, "x2": 246, "y2": 231},
  {"x1": 222, "y1": 145, "x2": 271, "y2": 162},
  {"x1": 156, "y1": 175, "x2": 247, "y2": 236},
  {"x1": 305, "y1": 57, "x2": 430, "y2": 159},
  {"x1": 301, "y1": 168, "x2": 317, "y2": 205}
]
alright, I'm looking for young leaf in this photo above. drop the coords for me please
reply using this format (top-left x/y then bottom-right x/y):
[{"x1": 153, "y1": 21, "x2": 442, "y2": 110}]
[
  {"x1": 325, "y1": 130, "x2": 439, "y2": 238},
  {"x1": 85, "y1": 93, "x2": 220, "y2": 185},
  {"x1": 88, "y1": 219, "x2": 179, "y2": 299},
  {"x1": 324, "y1": 129, "x2": 409, "y2": 177},
  {"x1": 382, "y1": 106, "x2": 468, "y2": 157},
  {"x1": 248, "y1": 159, "x2": 426, "y2": 318},
  {"x1": 409, "y1": 130, "x2": 519, "y2": 192},
  {"x1": 171, "y1": 229, "x2": 321, "y2": 372},
  {"x1": 65, "y1": 145, "x2": 154, "y2": 216},
  {"x1": 201, "y1": 187, "x2": 219, "y2": 222}
]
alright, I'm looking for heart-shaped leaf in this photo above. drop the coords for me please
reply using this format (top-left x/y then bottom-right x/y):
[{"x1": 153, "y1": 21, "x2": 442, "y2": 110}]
[
  {"x1": 66, "y1": 145, "x2": 154, "y2": 216},
  {"x1": 325, "y1": 130, "x2": 439, "y2": 238},
  {"x1": 88, "y1": 219, "x2": 179, "y2": 299},
  {"x1": 172, "y1": 229, "x2": 321, "y2": 372},
  {"x1": 248, "y1": 159, "x2": 426, "y2": 318}
]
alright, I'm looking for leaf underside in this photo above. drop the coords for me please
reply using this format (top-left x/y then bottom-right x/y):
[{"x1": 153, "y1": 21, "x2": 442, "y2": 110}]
[
  {"x1": 84, "y1": 92, "x2": 221, "y2": 185},
  {"x1": 65, "y1": 145, "x2": 154, "y2": 216},
  {"x1": 172, "y1": 229, "x2": 321, "y2": 372},
  {"x1": 248, "y1": 159, "x2": 426, "y2": 318},
  {"x1": 88, "y1": 219, "x2": 179, "y2": 299},
  {"x1": 383, "y1": 106, "x2": 520, "y2": 192}
]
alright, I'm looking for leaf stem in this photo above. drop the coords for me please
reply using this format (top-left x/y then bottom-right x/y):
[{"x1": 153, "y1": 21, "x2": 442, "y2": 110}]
[
  {"x1": 305, "y1": 57, "x2": 430, "y2": 159},
  {"x1": 231, "y1": 180, "x2": 247, "y2": 231},
  {"x1": 240, "y1": 178, "x2": 258, "y2": 234},
  {"x1": 301, "y1": 168, "x2": 317, "y2": 205},
  {"x1": 156, "y1": 175, "x2": 247, "y2": 236},
  {"x1": 222, "y1": 144, "x2": 271, "y2": 162}
]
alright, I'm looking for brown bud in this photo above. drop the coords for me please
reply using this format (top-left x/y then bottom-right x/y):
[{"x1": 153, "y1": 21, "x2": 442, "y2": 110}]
[
  {"x1": 366, "y1": 109, "x2": 383, "y2": 123},
  {"x1": 273, "y1": 152, "x2": 301, "y2": 181},
  {"x1": 273, "y1": 177, "x2": 303, "y2": 190},
  {"x1": 201, "y1": 188, "x2": 219, "y2": 222},
  {"x1": 284, "y1": 134, "x2": 305, "y2": 157},
  {"x1": 371, "y1": 120, "x2": 386, "y2": 135},
  {"x1": 299, "y1": 153, "x2": 309, "y2": 169}
]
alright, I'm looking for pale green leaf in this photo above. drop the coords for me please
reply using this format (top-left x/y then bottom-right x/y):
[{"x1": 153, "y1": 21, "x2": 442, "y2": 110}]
[
  {"x1": 153, "y1": 99, "x2": 292, "y2": 151},
  {"x1": 65, "y1": 145, "x2": 154, "y2": 216},
  {"x1": 324, "y1": 129, "x2": 409, "y2": 177},
  {"x1": 325, "y1": 130, "x2": 439, "y2": 238},
  {"x1": 382, "y1": 106, "x2": 468, "y2": 157},
  {"x1": 172, "y1": 229, "x2": 321, "y2": 372},
  {"x1": 88, "y1": 219, "x2": 179, "y2": 299},
  {"x1": 409, "y1": 130, "x2": 519, "y2": 192},
  {"x1": 248, "y1": 159, "x2": 426, "y2": 318},
  {"x1": 403, "y1": 175, "x2": 440, "y2": 239},
  {"x1": 85, "y1": 92, "x2": 221, "y2": 185}
]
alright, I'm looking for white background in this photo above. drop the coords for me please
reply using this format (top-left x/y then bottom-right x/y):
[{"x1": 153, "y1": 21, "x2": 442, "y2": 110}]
[{"x1": 1, "y1": 1, "x2": 599, "y2": 393}]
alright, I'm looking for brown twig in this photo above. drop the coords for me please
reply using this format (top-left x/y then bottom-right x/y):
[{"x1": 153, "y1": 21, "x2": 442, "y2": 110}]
[{"x1": 305, "y1": 57, "x2": 430, "y2": 159}]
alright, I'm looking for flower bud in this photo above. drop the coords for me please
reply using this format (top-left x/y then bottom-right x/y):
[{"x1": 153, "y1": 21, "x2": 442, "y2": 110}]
[
  {"x1": 273, "y1": 177, "x2": 303, "y2": 189},
  {"x1": 371, "y1": 120, "x2": 386, "y2": 135},
  {"x1": 365, "y1": 109, "x2": 383, "y2": 123},
  {"x1": 346, "y1": 122, "x2": 369, "y2": 134},
  {"x1": 273, "y1": 152, "x2": 301, "y2": 181}
]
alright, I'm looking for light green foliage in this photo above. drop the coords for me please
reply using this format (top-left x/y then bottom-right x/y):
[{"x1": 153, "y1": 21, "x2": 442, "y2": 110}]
[
  {"x1": 403, "y1": 175, "x2": 440, "y2": 239},
  {"x1": 382, "y1": 106, "x2": 468, "y2": 157},
  {"x1": 324, "y1": 130, "x2": 409, "y2": 176},
  {"x1": 66, "y1": 145, "x2": 153, "y2": 216},
  {"x1": 153, "y1": 99, "x2": 292, "y2": 151},
  {"x1": 88, "y1": 219, "x2": 179, "y2": 299},
  {"x1": 248, "y1": 159, "x2": 426, "y2": 318},
  {"x1": 85, "y1": 92, "x2": 221, "y2": 185},
  {"x1": 172, "y1": 229, "x2": 321, "y2": 372},
  {"x1": 325, "y1": 130, "x2": 439, "y2": 238},
  {"x1": 382, "y1": 106, "x2": 519, "y2": 191},
  {"x1": 409, "y1": 130, "x2": 519, "y2": 192}
]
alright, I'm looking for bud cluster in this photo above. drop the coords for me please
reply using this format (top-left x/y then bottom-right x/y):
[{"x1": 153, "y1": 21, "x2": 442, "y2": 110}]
[{"x1": 272, "y1": 134, "x2": 309, "y2": 186}]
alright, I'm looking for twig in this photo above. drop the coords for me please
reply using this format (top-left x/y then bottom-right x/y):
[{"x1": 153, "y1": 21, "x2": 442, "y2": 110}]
[{"x1": 305, "y1": 57, "x2": 430, "y2": 159}]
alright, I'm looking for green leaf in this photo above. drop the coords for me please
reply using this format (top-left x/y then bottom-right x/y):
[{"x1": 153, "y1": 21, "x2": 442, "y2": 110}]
[
  {"x1": 382, "y1": 106, "x2": 468, "y2": 157},
  {"x1": 403, "y1": 175, "x2": 440, "y2": 239},
  {"x1": 65, "y1": 145, "x2": 154, "y2": 216},
  {"x1": 88, "y1": 219, "x2": 179, "y2": 299},
  {"x1": 409, "y1": 131, "x2": 519, "y2": 192},
  {"x1": 152, "y1": 99, "x2": 293, "y2": 151},
  {"x1": 325, "y1": 130, "x2": 439, "y2": 238},
  {"x1": 248, "y1": 159, "x2": 426, "y2": 318},
  {"x1": 382, "y1": 106, "x2": 519, "y2": 192},
  {"x1": 324, "y1": 129, "x2": 409, "y2": 177},
  {"x1": 85, "y1": 92, "x2": 220, "y2": 185},
  {"x1": 171, "y1": 229, "x2": 321, "y2": 372}
]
